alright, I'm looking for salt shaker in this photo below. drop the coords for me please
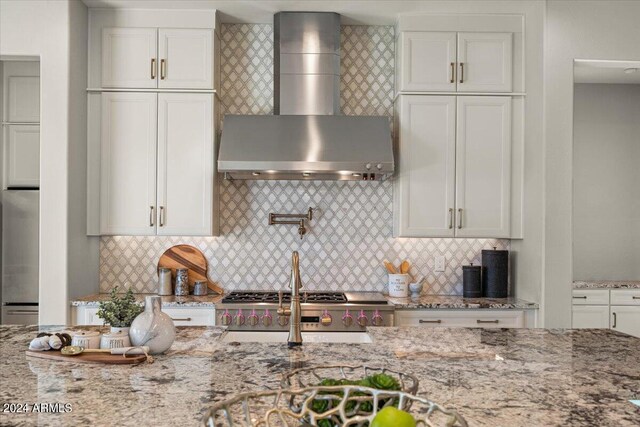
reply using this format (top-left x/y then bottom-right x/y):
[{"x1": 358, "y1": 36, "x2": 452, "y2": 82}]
[
  {"x1": 174, "y1": 268, "x2": 190, "y2": 296},
  {"x1": 158, "y1": 267, "x2": 173, "y2": 296}
]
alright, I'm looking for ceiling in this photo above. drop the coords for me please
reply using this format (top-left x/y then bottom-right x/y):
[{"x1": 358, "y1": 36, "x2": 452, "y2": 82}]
[
  {"x1": 574, "y1": 60, "x2": 640, "y2": 84},
  {"x1": 81, "y1": 0, "x2": 476, "y2": 25}
]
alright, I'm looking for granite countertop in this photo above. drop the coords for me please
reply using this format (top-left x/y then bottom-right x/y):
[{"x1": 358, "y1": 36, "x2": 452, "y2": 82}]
[
  {"x1": 2, "y1": 325, "x2": 638, "y2": 426},
  {"x1": 387, "y1": 294, "x2": 539, "y2": 309},
  {"x1": 71, "y1": 293, "x2": 538, "y2": 310},
  {"x1": 71, "y1": 293, "x2": 224, "y2": 307},
  {"x1": 573, "y1": 280, "x2": 640, "y2": 290}
]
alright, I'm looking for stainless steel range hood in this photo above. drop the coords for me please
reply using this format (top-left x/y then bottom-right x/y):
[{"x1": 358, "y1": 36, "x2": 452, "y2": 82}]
[{"x1": 218, "y1": 12, "x2": 394, "y2": 181}]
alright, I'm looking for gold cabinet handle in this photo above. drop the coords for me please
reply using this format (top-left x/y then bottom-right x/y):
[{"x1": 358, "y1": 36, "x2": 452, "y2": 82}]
[
  {"x1": 612, "y1": 312, "x2": 617, "y2": 328},
  {"x1": 159, "y1": 206, "x2": 165, "y2": 227},
  {"x1": 151, "y1": 58, "x2": 156, "y2": 79},
  {"x1": 459, "y1": 62, "x2": 464, "y2": 83},
  {"x1": 450, "y1": 62, "x2": 455, "y2": 83},
  {"x1": 160, "y1": 59, "x2": 166, "y2": 80},
  {"x1": 477, "y1": 319, "x2": 499, "y2": 324},
  {"x1": 149, "y1": 206, "x2": 155, "y2": 227},
  {"x1": 448, "y1": 208, "x2": 454, "y2": 229},
  {"x1": 419, "y1": 319, "x2": 442, "y2": 324},
  {"x1": 457, "y1": 208, "x2": 463, "y2": 229}
]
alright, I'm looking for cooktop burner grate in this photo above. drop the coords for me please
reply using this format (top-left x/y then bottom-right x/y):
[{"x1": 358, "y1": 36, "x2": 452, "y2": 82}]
[{"x1": 221, "y1": 291, "x2": 347, "y2": 304}]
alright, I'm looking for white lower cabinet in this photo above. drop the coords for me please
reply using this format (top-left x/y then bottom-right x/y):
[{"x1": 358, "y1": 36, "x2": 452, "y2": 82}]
[
  {"x1": 572, "y1": 305, "x2": 610, "y2": 329},
  {"x1": 571, "y1": 288, "x2": 640, "y2": 338},
  {"x1": 394, "y1": 309, "x2": 528, "y2": 328},
  {"x1": 610, "y1": 305, "x2": 640, "y2": 338},
  {"x1": 72, "y1": 306, "x2": 215, "y2": 326}
]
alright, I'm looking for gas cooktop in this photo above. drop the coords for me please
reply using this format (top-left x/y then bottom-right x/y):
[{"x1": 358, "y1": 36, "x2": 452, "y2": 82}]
[{"x1": 221, "y1": 291, "x2": 347, "y2": 304}]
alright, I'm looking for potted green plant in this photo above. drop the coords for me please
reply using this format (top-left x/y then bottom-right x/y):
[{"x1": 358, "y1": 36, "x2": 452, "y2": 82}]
[{"x1": 97, "y1": 287, "x2": 144, "y2": 335}]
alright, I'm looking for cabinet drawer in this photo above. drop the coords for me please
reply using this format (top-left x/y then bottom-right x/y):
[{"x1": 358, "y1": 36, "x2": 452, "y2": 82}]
[
  {"x1": 571, "y1": 289, "x2": 609, "y2": 305},
  {"x1": 610, "y1": 289, "x2": 640, "y2": 306},
  {"x1": 395, "y1": 310, "x2": 525, "y2": 328},
  {"x1": 163, "y1": 308, "x2": 215, "y2": 326}
]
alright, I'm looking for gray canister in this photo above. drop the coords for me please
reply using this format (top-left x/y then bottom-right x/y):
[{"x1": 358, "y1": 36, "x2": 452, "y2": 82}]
[
  {"x1": 482, "y1": 248, "x2": 509, "y2": 298},
  {"x1": 174, "y1": 268, "x2": 190, "y2": 296},
  {"x1": 462, "y1": 263, "x2": 482, "y2": 298},
  {"x1": 193, "y1": 280, "x2": 208, "y2": 296},
  {"x1": 158, "y1": 267, "x2": 173, "y2": 295}
]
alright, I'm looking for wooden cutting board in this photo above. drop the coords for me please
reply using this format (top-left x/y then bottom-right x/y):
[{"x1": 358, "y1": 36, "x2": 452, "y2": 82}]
[
  {"x1": 26, "y1": 350, "x2": 147, "y2": 365},
  {"x1": 157, "y1": 244, "x2": 223, "y2": 294}
]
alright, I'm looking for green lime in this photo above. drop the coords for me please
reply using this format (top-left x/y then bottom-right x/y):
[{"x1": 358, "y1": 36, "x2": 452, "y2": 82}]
[{"x1": 370, "y1": 406, "x2": 416, "y2": 427}]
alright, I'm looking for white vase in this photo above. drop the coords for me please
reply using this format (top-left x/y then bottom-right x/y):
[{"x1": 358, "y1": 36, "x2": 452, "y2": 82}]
[{"x1": 129, "y1": 296, "x2": 175, "y2": 354}]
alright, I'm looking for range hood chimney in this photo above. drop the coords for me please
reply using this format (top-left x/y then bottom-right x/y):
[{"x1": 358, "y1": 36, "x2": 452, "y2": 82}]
[{"x1": 218, "y1": 12, "x2": 394, "y2": 181}]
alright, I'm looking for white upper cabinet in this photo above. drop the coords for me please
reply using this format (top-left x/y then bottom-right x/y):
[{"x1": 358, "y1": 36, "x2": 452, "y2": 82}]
[
  {"x1": 397, "y1": 31, "x2": 513, "y2": 93},
  {"x1": 455, "y1": 96, "x2": 511, "y2": 238},
  {"x1": 457, "y1": 32, "x2": 513, "y2": 92},
  {"x1": 394, "y1": 95, "x2": 456, "y2": 237},
  {"x1": 398, "y1": 32, "x2": 457, "y2": 92},
  {"x1": 5, "y1": 125, "x2": 40, "y2": 188},
  {"x1": 100, "y1": 27, "x2": 213, "y2": 89},
  {"x1": 102, "y1": 28, "x2": 158, "y2": 88},
  {"x1": 100, "y1": 92, "x2": 158, "y2": 235},
  {"x1": 157, "y1": 93, "x2": 213, "y2": 235},
  {"x1": 158, "y1": 29, "x2": 213, "y2": 89}
]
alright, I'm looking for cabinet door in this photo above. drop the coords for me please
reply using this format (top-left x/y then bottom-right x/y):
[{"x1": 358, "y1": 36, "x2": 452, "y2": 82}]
[
  {"x1": 157, "y1": 93, "x2": 213, "y2": 236},
  {"x1": 572, "y1": 305, "x2": 610, "y2": 329},
  {"x1": 457, "y1": 32, "x2": 512, "y2": 92},
  {"x1": 611, "y1": 306, "x2": 640, "y2": 338},
  {"x1": 100, "y1": 92, "x2": 157, "y2": 235},
  {"x1": 455, "y1": 96, "x2": 511, "y2": 237},
  {"x1": 5, "y1": 125, "x2": 39, "y2": 188},
  {"x1": 158, "y1": 29, "x2": 213, "y2": 89},
  {"x1": 395, "y1": 95, "x2": 456, "y2": 237},
  {"x1": 398, "y1": 32, "x2": 457, "y2": 92},
  {"x1": 102, "y1": 28, "x2": 157, "y2": 88}
]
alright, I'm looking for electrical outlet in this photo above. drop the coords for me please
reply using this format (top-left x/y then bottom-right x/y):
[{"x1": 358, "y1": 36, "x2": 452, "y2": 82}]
[{"x1": 434, "y1": 256, "x2": 446, "y2": 272}]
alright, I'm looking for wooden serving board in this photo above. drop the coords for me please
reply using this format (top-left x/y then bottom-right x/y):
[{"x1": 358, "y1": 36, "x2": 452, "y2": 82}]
[
  {"x1": 157, "y1": 244, "x2": 223, "y2": 294},
  {"x1": 26, "y1": 350, "x2": 147, "y2": 365}
]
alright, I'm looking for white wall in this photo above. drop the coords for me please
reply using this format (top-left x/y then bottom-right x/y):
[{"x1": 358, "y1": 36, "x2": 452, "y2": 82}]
[
  {"x1": 0, "y1": 0, "x2": 98, "y2": 323},
  {"x1": 573, "y1": 84, "x2": 640, "y2": 281},
  {"x1": 544, "y1": 0, "x2": 640, "y2": 326}
]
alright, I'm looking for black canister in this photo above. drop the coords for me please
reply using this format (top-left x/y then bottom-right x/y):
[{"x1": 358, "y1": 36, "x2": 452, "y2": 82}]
[
  {"x1": 482, "y1": 248, "x2": 509, "y2": 298},
  {"x1": 462, "y1": 264, "x2": 482, "y2": 298}
]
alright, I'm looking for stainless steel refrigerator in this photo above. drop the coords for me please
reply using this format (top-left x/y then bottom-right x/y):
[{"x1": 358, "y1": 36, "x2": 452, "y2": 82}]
[{"x1": 1, "y1": 190, "x2": 39, "y2": 324}]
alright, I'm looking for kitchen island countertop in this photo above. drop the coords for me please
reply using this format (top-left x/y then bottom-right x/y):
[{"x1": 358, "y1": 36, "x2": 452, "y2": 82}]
[{"x1": 1, "y1": 325, "x2": 639, "y2": 426}]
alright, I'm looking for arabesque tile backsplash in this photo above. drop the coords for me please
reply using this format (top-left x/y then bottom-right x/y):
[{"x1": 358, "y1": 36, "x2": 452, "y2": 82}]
[{"x1": 99, "y1": 24, "x2": 509, "y2": 295}]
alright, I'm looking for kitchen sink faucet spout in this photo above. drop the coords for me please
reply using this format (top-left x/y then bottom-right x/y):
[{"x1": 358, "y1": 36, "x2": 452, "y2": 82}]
[{"x1": 277, "y1": 251, "x2": 303, "y2": 347}]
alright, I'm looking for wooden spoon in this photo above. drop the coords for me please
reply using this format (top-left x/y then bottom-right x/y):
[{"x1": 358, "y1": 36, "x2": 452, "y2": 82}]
[
  {"x1": 383, "y1": 260, "x2": 397, "y2": 274},
  {"x1": 400, "y1": 260, "x2": 411, "y2": 274}
]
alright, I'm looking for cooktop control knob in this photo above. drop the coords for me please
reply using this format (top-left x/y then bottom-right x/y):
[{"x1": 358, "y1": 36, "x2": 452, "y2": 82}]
[
  {"x1": 220, "y1": 309, "x2": 232, "y2": 326},
  {"x1": 234, "y1": 309, "x2": 245, "y2": 326},
  {"x1": 247, "y1": 309, "x2": 259, "y2": 326},
  {"x1": 371, "y1": 310, "x2": 383, "y2": 326},
  {"x1": 320, "y1": 309, "x2": 333, "y2": 326},
  {"x1": 342, "y1": 309, "x2": 353, "y2": 327},
  {"x1": 365, "y1": 163, "x2": 372, "y2": 170},
  {"x1": 278, "y1": 314, "x2": 289, "y2": 327},
  {"x1": 261, "y1": 309, "x2": 272, "y2": 326},
  {"x1": 357, "y1": 310, "x2": 368, "y2": 327},
  {"x1": 376, "y1": 163, "x2": 383, "y2": 170}
]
